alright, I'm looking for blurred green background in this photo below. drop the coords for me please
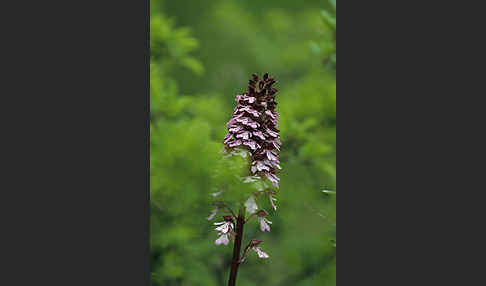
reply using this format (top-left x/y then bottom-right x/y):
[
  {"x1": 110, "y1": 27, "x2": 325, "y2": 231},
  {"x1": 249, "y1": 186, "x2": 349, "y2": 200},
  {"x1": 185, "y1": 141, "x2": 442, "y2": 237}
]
[{"x1": 150, "y1": 0, "x2": 336, "y2": 285}]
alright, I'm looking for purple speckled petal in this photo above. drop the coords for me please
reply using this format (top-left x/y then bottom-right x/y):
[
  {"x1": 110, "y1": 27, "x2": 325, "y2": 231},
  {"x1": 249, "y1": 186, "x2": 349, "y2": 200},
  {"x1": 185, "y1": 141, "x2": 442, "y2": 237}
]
[
  {"x1": 226, "y1": 119, "x2": 236, "y2": 127},
  {"x1": 264, "y1": 159, "x2": 280, "y2": 170},
  {"x1": 270, "y1": 118, "x2": 278, "y2": 127},
  {"x1": 229, "y1": 125, "x2": 243, "y2": 133},
  {"x1": 243, "y1": 140, "x2": 259, "y2": 151},
  {"x1": 271, "y1": 173, "x2": 280, "y2": 181},
  {"x1": 266, "y1": 150, "x2": 278, "y2": 161},
  {"x1": 265, "y1": 110, "x2": 276, "y2": 119},
  {"x1": 222, "y1": 74, "x2": 281, "y2": 197},
  {"x1": 271, "y1": 161, "x2": 281, "y2": 169},
  {"x1": 236, "y1": 131, "x2": 251, "y2": 140},
  {"x1": 269, "y1": 194, "x2": 277, "y2": 210},
  {"x1": 241, "y1": 106, "x2": 260, "y2": 117},
  {"x1": 258, "y1": 216, "x2": 271, "y2": 232},
  {"x1": 249, "y1": 122, "x2": 257, "y2": 129},
  {"x1": 272, "y1": 140, "x2": 280, "y2": 151},
  {"x1": 253, "y1": 131, "x2": 266, "y2": 140},
  {"x1": 266, "y1": 128, "x2": 278, "y2": 138},
  {"x1": 228, "y1": 140, "x2": 242, "y2": 147},
  {"x1": 254, "y1": 160, "x2": 270, "y2": 172},
  {"x1": 223, "y1": 133, "x2": 232, "y2": 144},
  {"x1": 215, "y1": 234, "x2": 229, "y2": 246},
  {"x1": 265, "y1": 172, "x2": 279, "y2": 188}
]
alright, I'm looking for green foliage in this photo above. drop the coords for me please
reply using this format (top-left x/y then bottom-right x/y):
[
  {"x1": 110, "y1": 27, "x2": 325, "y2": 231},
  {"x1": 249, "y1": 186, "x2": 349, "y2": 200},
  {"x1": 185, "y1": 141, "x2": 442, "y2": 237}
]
[
  {"x1": 150, "y1": 1, "x2": 336, "y2": 285},
  {"x1": 150, "y1": 14, "x2": 204, "y2": 76},
  {"x1": 311, "y1": 0, "x2": 336, "y2": 69}
]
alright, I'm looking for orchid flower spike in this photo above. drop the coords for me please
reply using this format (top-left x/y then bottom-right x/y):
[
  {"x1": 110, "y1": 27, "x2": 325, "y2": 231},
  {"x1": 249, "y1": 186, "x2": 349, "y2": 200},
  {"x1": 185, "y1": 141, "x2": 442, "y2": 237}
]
[{"x1": 222, "y1": 73, "x2": 281, "y2": 189}]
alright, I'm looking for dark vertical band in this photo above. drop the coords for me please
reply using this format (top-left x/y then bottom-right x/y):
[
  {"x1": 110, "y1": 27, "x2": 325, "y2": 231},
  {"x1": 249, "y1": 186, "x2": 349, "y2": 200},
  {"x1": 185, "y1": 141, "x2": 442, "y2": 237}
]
[{"x1": 0, "y1": 0, "x2": 151, "y2": 284}]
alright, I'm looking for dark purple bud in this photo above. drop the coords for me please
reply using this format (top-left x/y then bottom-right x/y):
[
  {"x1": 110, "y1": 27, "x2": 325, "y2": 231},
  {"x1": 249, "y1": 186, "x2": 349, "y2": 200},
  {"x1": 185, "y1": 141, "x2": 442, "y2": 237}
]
[
  {"x1": 257, "y1": 209, "x2": 269, "y2": 216},
  {"x1": 223, "y1": 73, "x2": 280, "y2": 186},
  {"x1": 267, "y1": 78, "x2": 276, "y2": 87},
  {"x1": 223, "y1": 215, "x2": 235, "y2": 224}
]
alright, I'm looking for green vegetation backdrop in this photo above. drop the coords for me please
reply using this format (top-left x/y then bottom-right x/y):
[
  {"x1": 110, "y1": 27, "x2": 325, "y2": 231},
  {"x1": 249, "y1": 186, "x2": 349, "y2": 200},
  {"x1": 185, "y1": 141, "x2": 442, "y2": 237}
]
[{"x1": 150, "y1": 0, "x2": 336, "y2": 285}]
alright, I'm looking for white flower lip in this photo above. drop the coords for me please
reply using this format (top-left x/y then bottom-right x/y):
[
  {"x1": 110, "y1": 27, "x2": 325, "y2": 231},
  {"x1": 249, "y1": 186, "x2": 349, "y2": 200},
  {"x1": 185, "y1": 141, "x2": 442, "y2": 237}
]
[
  {"x1": 214, "y1": 221, "x2": 233, "y2": 234},
  {"x1": 254, "y1": 246, "x2": 269, "y2": 259},
  {"x1": 259, "y1": 217, "x2": 272, "y2": 232},
  {"x1": 215, "y1": 234, "x2": 229, "y2": 246},
  {"x1": 244, "y1": 196, "x2": 258, "y2": 214}
]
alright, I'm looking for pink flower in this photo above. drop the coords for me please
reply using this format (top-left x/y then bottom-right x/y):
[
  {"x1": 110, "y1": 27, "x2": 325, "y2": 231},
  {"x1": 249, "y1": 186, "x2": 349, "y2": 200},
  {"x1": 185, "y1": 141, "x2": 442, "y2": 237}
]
[
  {"x1": 236, "y1": 117, "x2": 260, "y2": 129},
  {"x1": 228, "y1": 125, "x2": 243, "y2": 133},
  {"x1": 257, "y1": 210, "x2": 272, "y2": 232},
  {"x1": 214, "y1": 220, "x2": 234, "y2": 234},
  {"x1": 223, "y1": 133, "x2": 232, "y2": 144},
  {"x1": 241, "y1": 95, "x2": 256, "y2": 104},
  {"x1": 265, "y1": 128, "x2": 278, "y2": 138},
  {"x1": 254, "y1": 246, "x2": 269, "y2": 258},
  {"x1": 266, "y1": 159, "x2": 281, "y2": 169},
  {"x1": 214, "y1": 215, "x2": 235, "y2": 246},
  {"x1": 215, "y1": 234, "x2": 230, "y2": 246},
  {"x1": 265, "y1": 110, "x2": 275, "y2": 119},
  {"x1": 239, "y1": 106, "x2": 260, "y2": 118},
  {"x1": 259, "y1": 217, "x2": 272, "y2": 232},
  {"x1": 228, "y1": 139, "x2": 242, "y2": 147},
  {"x1": 265, "y1": 172, "x2": 280, "y2": 188},
  {"x1": 246, "y1": 239, "x2": 269, "y2": 259},
  {"x1": 253, "y1": 160, "x2": 270, "y2": 172},
  {"x1": 226, "y1": 113, "x2": 244, "y2": 127},
  {"x1": 236, "y1": 131, "x2": 252, "y2": 140},
  {"x1": 271, "y1": 139, "x2": 281, "y2": 151},
  {"x1": 268, "y1": 190, "x2": 277, "y2": 211},
  {"x1": 243, "y1": 140, "x2": 260, "y2": 151},
  {"x1": 252, "y1": 130, "x2": 266, "y2": 140}
]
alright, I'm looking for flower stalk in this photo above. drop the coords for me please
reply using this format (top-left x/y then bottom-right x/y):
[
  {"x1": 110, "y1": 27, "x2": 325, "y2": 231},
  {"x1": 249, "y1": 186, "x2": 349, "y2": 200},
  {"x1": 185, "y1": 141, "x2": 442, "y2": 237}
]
[
  {"x1": 227, "y1": 208, "x2": 245, "y2": 286},
  {"x1": 209, "y1": 73, "x2": 280, "y2": 286}
]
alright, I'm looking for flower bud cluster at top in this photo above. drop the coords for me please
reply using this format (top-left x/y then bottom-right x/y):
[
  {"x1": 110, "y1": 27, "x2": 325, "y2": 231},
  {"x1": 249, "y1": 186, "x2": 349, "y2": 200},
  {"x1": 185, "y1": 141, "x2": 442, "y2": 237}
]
[{"x1": 223, "y1": 73, "x2": 281, "y2": 189}]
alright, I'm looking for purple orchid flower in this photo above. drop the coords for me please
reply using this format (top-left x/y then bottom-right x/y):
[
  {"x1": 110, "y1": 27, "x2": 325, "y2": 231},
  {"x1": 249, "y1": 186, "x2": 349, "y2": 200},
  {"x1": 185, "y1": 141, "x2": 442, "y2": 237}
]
[
  {"x1": 268, "y1": 189, "x2": 278, "y2": 211},
  {"x1": 257, "y1": 209, "x2": 272, "y2": 232},
  {"x1": 222, "y1": 73, "x2": 281, "y2": 189},
  {"x1": 245, "y1": 239, "x2": 269, "y2": 259},
  {"x1": 214, "y1": 215, "x2": 235, "y2": 246},
  {"x1": 212, "y1": 74, "x2": 280, "y2": 285}
]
